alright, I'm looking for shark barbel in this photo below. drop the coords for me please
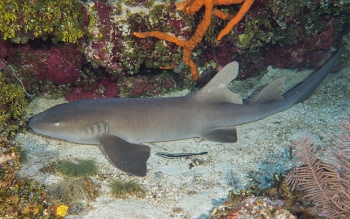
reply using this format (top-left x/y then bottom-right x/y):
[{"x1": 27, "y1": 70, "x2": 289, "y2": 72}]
[{"x1": 29, "y1": 48, "x2": 344, "y2": 176}]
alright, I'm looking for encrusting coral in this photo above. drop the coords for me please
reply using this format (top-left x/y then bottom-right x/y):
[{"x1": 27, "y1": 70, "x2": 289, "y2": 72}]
[{"x1": 134, "y1": 0, "x2": 254, "y2": 80}]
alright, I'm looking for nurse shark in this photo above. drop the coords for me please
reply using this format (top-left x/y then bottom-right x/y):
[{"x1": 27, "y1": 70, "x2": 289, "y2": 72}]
[{"x1": 29, "y1": 48, "x2": 344, "y2": 176}]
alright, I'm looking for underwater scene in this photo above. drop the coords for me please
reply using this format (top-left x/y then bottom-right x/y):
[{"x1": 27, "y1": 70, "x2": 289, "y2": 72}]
[{"x1": 0, "y1": 0, "x2": 350, "y2": 218}]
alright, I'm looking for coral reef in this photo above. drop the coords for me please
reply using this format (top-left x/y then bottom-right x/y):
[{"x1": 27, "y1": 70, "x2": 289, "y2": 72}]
[
  {"x1": 0, "y1": 40, "x2": 85, "y2": 99},
  {"x1": 81, "y1": 2, "x2": 121, "y2": 71},
  {"x1": 134, "y1": 0, "x2": 255, "y2": 80},
  {"x1": 13, "y1": 41, "x2": 85, "y2": 86},
  {"x1": 82, "y1": 2, "x2": 188, "y2": 76},
  {"x1": 0, "y1": 179, "x2": 47, "y2": 218},
  {"x1": 1, "y1": 1, "x2": 349, "y2": 100},
  {"x1": 0, "y1": 1, "x2": 196, "y2": 99},
  {"x1": 0, "y1": 139, "x2": 66, "y2": 218},
  {"x1": 46, "y1": 47, "x2": 83, "y2": 85},
  {"x1": 200, "y1": 0, "x2": 349, "y2": 79},
  {"x1": 209, "y1": 172, "x2": 338, "y2": 218},
  {"x1": 208, "y1": 174, "x2": 319, "y2": 219},
  {"x1": 65, "y1": 77, "x2": 119, "y2": 101},
  {"x1": 209, "y1": 195, "x2": 296, "y2": 219},
  {"x1": 177, "y1": 0, "x2": 255, "y2": 41},
  {"x1": 0, "y1": 40, "x2": 15, "y2": 60}
]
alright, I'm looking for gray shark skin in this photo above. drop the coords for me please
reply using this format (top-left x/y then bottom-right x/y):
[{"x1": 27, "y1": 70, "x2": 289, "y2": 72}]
[{"x1": 29, "y1": 48, "x2": 344, "y2": 176}]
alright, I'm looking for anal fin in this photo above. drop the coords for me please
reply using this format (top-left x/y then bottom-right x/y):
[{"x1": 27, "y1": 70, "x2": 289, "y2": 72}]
[
  {"x1": 201, "y1": 126, "x2": 238, "y2": 143},
  {"x1": 98, "y1": 135, "x2": 150, "y2": 177}
]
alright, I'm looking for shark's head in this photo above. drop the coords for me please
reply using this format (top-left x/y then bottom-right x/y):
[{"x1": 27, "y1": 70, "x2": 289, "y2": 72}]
[{"x1": 29, "y1": 102, "x2": 91, "y2": 143}]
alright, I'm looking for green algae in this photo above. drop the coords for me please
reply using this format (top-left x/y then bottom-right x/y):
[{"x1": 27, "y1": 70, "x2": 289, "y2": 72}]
[
  {"x1": 51, "y1": 160, "x2": 99, "y2": 207},
  {"x1": 110, "y1": 180, "x2": 145, "y2": 198},
  {"x1": 0, "y1": 71, "x2": 28, "y2": 139},
  {"x1": 57, "y1": 159, "x2": 97, "y2": 177},
  {"x1": 0, "y1": 0, "x2": 86, "y2": 43},
  {"x1": 51, "y1": 177, "x2": 98, "y2": 206}
]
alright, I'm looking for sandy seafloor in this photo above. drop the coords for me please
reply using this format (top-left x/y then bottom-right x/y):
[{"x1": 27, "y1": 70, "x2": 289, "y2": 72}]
[{"x1": 16, "y1": 61, "x2": 349, "y2": 218}]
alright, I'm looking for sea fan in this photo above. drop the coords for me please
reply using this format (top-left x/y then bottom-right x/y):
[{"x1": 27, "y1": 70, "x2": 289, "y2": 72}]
[{"x1": 285, "y1": 118, "x2": 350, "y2": 218}]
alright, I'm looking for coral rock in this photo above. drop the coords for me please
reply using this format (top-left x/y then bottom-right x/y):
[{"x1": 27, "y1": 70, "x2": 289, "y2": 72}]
[{"x1": 46, "y1": 47, "x2": 81, "y2": 84}]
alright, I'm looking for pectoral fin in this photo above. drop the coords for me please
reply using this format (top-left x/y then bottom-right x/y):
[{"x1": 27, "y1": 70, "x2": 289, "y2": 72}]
[
  {"x1": 98, "y1": 135, "x2": 150, "y2": 177},
  {"x1": 201, "y1": 126, "x2": 238, "y2": 143}
]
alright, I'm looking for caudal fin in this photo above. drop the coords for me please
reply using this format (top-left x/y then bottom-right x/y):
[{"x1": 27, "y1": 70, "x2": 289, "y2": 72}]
[{"x1": 284, "y1": 48, "x2": 344, "y2": 104}]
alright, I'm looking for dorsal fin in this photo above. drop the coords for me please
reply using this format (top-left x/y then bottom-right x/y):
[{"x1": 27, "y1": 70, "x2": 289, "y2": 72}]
[
  {"x1": 250, "y1": 77, "x2": 286, "y2": 103},
  {"x1": 194, "y1": 62, "x2": 242, "y2": 104}
]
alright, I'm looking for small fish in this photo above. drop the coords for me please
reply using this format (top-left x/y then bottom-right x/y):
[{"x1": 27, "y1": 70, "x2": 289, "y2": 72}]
[{"x1": 155, "y1": 151, "x2": 208, "y2": 159}]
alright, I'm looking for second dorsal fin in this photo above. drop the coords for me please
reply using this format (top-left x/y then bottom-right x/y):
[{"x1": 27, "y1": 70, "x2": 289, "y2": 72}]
[{"x1": 250, "y1": 77, "x2": 286, "y2": 103}]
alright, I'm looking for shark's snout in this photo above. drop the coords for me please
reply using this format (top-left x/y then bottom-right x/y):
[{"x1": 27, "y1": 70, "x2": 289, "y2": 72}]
[
  {"x1": 29, "y1": 117, "x2": 49, "y2": 138},
  {"x1": 29, "y1": 115, "x2": 40, "y2": 131},
  {"x1": 28, "y1": 108, "x2": 88, "y2": 144},
  {"x1": 29, "y1": 111, "x2": 58, "y2": 136}
]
